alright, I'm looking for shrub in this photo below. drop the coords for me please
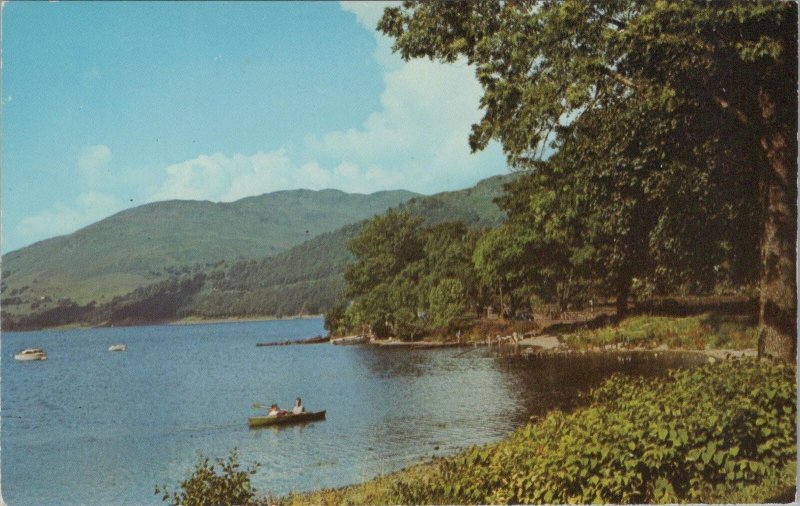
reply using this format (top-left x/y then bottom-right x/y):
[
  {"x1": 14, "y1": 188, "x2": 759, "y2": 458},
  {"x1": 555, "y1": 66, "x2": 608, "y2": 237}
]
[
  {"x1": 391, "y1": 359, "x2": 796, "y2": 504},
  {"x1": 156, "y1": 449, "x2": 260, "y2": 506}
]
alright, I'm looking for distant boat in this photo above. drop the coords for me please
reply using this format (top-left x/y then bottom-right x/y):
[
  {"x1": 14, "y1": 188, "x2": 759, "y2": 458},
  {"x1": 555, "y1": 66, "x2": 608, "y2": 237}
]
[
  {"x1": 330, "y1": 335, "x2": 368, "y2": 345},
  {"x1": 14, "y1": 348, "x2": 47, "y2": 361},
  {"x1": 248, "y1": 410, "x2": 326, "y2": 428},
  {"x1": 108, "y1": 344, "x2": 127, "y2": 352}
]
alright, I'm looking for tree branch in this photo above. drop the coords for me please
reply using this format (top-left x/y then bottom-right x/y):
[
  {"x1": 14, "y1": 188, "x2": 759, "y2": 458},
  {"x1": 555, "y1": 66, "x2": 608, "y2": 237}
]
[
  {"x1": 591, "y1": 7, "x2": 627, "y2": 30},
  {"x1": 607, "y1": 70, "x2": 639, "y2": 90}
]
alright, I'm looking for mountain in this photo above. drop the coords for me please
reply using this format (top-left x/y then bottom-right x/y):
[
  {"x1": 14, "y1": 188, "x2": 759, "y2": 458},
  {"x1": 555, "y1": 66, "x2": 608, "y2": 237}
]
[
  {"x1": 399, "y1": 174, "x2": 509, "y2": 227},
  {"x1": 181, "y1": 174, "x2": 513, "y2": 319},
  {"x1": 2, "y1": 174, "x2": 514, "y2": 330},
  {"x1": 1, "y1": 189, "x2": 418, "y2": 312}
]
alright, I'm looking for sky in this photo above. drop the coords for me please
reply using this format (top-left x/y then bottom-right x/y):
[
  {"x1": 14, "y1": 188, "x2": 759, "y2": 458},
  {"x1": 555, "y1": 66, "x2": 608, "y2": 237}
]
[{"x1": 1, "y1": 1, "x2": 508, "y2": 254}]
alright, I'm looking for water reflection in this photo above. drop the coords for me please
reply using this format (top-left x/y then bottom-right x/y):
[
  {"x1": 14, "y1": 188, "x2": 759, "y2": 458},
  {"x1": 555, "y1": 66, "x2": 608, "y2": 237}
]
[{"x1": 495, "y1": 350, "x2": 710, "y2": 420}]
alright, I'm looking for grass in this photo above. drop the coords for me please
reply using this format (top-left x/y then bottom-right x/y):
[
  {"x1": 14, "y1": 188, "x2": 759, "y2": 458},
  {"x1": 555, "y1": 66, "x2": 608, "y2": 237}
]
[
  {"x1": 277, "y1": 464, "x2": 439, "y2": 506},
  {"x1": 560, "y1": 312, "x2": 759, "y2": 351}
]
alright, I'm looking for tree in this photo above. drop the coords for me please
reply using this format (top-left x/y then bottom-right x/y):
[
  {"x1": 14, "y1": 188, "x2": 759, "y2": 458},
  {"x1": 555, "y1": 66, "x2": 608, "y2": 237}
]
[
  {"x1": 428, "y1": 278, "x2": 468, "y2": 330},
  {"x1": 343, "y1": 214, "x2": 484, "y2": 338},
  {"x1": 344, "y1": 210, "x2": 426, "y2": 338},
  {"x1": 344, "y1": 209, "x2": 425, "y2": 298},
  {"x1": 420, "y1": 222, "x2": 484, "y2": 321},
  {"x1": 379, "y1": 1, "x2": 796, "y2": 361},
  {"x1": 496, "y1": 96, "x2": 759, "y2": 315}
]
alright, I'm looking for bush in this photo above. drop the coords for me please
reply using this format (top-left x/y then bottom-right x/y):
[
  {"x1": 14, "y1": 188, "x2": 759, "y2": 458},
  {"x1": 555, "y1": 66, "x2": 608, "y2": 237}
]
[
  {"x1": 156, "y1": 449, "x2": 261, "y2": 506},
  {"x1": 391, "y1": 359, "x2": 796, "y2": 504}
]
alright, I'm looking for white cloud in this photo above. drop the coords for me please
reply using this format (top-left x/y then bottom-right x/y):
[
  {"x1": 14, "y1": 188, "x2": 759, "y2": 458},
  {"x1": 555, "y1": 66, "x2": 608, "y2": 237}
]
[
  {"x1": 307, "y1": 4, "x2": 507, "y2": 192},
  {"x1": 78, "y1": 144, "x2": 112, "y2": 174},
  {"x1": 308, "y1": 57, "x2": 488, "y2": 165},
  {"x1": 152, "y1": 150, "x2": 293, "y2": 202},
  {"x1": 16, "y1": 192, "x2": 123, "y2": 246},
  {"x1": 340, "y1": 1, "x2": 393, "y2": 30},
  {"x1": 148, "y1": 2, "x2": 507, "y2": 203},
  {"x1": 340, "y1": 1, "x2": 402, "y2": 70},
  {"x1": 150, "y1": 150, "x2": 409, "y2": 203}
]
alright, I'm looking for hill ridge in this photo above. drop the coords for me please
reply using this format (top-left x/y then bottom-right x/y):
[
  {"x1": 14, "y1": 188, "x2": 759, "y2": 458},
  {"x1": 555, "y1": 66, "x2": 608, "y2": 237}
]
[
  {"x1": 2, "y1": 174, "x2": 514, "y2": 329},
  {"x1": 2, "y1": 187, "x2": 420, "y2": 308}
]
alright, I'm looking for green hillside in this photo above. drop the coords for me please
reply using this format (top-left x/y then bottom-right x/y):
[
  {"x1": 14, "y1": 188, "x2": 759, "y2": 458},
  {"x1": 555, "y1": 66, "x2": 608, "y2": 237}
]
[
  {"x1": 400, "y1": 174, "x2": 509, "y2": 227},
  {"x1": 1, "y1": 174, "x2": 513, "y2": 330},
  {"x1": 182, "y1": 174, "x2": 513, "y2": 319},
  {"x1": 1, "y1": 189, "x2": 417, "y2": 311}
]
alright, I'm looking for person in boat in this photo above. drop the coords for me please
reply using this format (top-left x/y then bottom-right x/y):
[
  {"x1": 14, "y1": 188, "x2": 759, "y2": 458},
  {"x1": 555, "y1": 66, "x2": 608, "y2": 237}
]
[
  {"x1": 267, "y1": 404, "x2": 284, "y2": 417},
  {"x1": 292, "y1": 398, "x2": 305, "y2": 415}
]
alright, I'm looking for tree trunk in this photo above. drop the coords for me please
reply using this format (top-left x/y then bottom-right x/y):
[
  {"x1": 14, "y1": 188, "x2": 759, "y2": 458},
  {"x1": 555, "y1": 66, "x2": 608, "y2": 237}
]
[
  {"x1": 615, "y1": 277, "x2": 631, "y2": 318},
  {"x1": 498, "y1": 283, "x2": 504, "y2": 319},
  {"x1": 756, "y1": 90, "x2": 797, "y2": 362}
]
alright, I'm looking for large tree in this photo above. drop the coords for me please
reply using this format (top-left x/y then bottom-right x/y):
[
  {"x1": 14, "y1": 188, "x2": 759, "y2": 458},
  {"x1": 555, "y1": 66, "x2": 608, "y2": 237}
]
[
  {"x1": 379, "y1": 0, "x2": 796, "y2": 361},
  {"x1": 492, "y1": 95, "x2": 760, "y2": 316}
]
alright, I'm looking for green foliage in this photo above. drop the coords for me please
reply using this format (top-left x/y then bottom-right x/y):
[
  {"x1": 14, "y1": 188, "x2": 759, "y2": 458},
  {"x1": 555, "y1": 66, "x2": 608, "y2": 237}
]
[
  {"x1": 389, "y1": 359, "x2": 796, "y2": 504},
  {"x1": 323, "y1": 303, "x2": 350, "y2": 336},
  {"x1": 345, "y1": 210, "x2": 426, "y2": 298},
  {"x1": 3, "y1": 274, "x2": 207, "y2": 331},
  {"x1": 400, "y1": 174, "x2": 509, "y2": 228},
  {"x1": 379, "y1": 1, "x2": 795, "y2": 170},
  {"x1": 342, "y1": 212, "x2": 488, "y2": 339},
  {"x1": 379, "y1": 0, "x2": 797, "y2": 358},
  {"x1": 155, "y1": 449, "x2": 260, "y2": 506},
  {"x1": 563, "y1": 313, "x2": 759, "y2": 351},
  {"x1": 427, "y1": 278, "x2": 467, "y2": 330},
  {"x1": 473, "y1": 208, "x2": 593, "y2": 315}
]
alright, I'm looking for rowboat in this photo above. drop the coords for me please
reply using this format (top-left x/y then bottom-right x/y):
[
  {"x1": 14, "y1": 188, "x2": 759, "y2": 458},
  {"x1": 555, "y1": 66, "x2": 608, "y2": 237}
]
[
  {"x1": 248, "y1": 410, "x2": 326, "y2": 428},
  {"x1": 14, "y1": 348, "x2": 47, "y2": 361},
  {"x1": 108, "y1": 344, "x2": 127, "y2": 352}
]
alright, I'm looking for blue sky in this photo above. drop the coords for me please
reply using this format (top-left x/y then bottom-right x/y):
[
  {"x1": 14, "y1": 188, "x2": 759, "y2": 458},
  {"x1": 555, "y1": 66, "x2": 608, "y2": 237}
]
[{"x1": 1, "y1": 2, "x2": 508, "y2": 253}]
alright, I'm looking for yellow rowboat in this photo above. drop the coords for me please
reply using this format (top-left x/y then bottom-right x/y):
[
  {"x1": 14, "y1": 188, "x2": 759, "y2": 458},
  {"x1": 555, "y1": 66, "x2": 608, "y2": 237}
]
[{"x1": 248, "y1": 410, "x2": 326, "y2": 428}]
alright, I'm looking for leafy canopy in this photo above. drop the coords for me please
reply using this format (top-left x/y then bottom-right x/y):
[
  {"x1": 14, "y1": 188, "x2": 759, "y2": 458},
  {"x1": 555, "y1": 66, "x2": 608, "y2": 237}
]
[{"x1": 379, "y1": 1, "x2": 795, "y2": 330}]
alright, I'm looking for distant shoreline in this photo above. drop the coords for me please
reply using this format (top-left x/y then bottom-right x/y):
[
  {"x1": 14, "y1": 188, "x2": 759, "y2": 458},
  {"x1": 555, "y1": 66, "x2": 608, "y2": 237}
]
[
  {"x1": 3, "y1": 314, "x2": 324, "y2": 333},
  {"x1": 170, "y1": 314, "x2": 324, "y2": 326}
]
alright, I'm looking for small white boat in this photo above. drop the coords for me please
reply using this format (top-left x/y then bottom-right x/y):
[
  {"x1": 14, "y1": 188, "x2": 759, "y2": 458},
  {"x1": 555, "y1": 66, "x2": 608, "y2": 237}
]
[
  {"x1": 108, "y1": 344, "x2": 127, "y2": 352},
  {"x1": 14, "y1": 348, "x2": 47, "y2": 361}
]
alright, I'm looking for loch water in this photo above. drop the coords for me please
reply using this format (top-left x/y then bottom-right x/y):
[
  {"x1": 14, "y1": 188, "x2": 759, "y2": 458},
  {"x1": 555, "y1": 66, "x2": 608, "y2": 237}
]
[{"x1": 1, "y1": 318, "x2": 708, "y2": 505}]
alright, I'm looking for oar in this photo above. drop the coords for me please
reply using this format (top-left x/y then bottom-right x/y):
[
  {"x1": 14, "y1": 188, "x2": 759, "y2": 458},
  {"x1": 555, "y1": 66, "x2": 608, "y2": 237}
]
[{"x1": 252, "y1": 403, "x2": 269, "y2": 409}]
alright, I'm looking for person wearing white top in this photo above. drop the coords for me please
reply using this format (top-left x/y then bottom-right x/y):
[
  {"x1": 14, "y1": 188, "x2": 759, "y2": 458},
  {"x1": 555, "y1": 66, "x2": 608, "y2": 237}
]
[{"x1": 292, "y1": 398, "x2": 305, "y2": 415}]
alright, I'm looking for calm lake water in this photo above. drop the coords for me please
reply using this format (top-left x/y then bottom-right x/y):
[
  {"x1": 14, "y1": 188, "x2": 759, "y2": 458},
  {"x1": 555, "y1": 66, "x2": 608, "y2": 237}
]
[{"x1": 1, "y1": 319, "x2": 707, "y2": 505}]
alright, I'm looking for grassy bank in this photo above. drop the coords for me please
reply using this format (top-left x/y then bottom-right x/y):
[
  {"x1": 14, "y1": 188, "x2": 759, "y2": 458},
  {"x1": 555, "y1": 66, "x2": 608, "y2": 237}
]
[
  {"x1": 560, "y1": 313, "x2": 759, "y2": 351},
  {"x1": 277, "y1": 358, "x2": 795, "y2": 505}
]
